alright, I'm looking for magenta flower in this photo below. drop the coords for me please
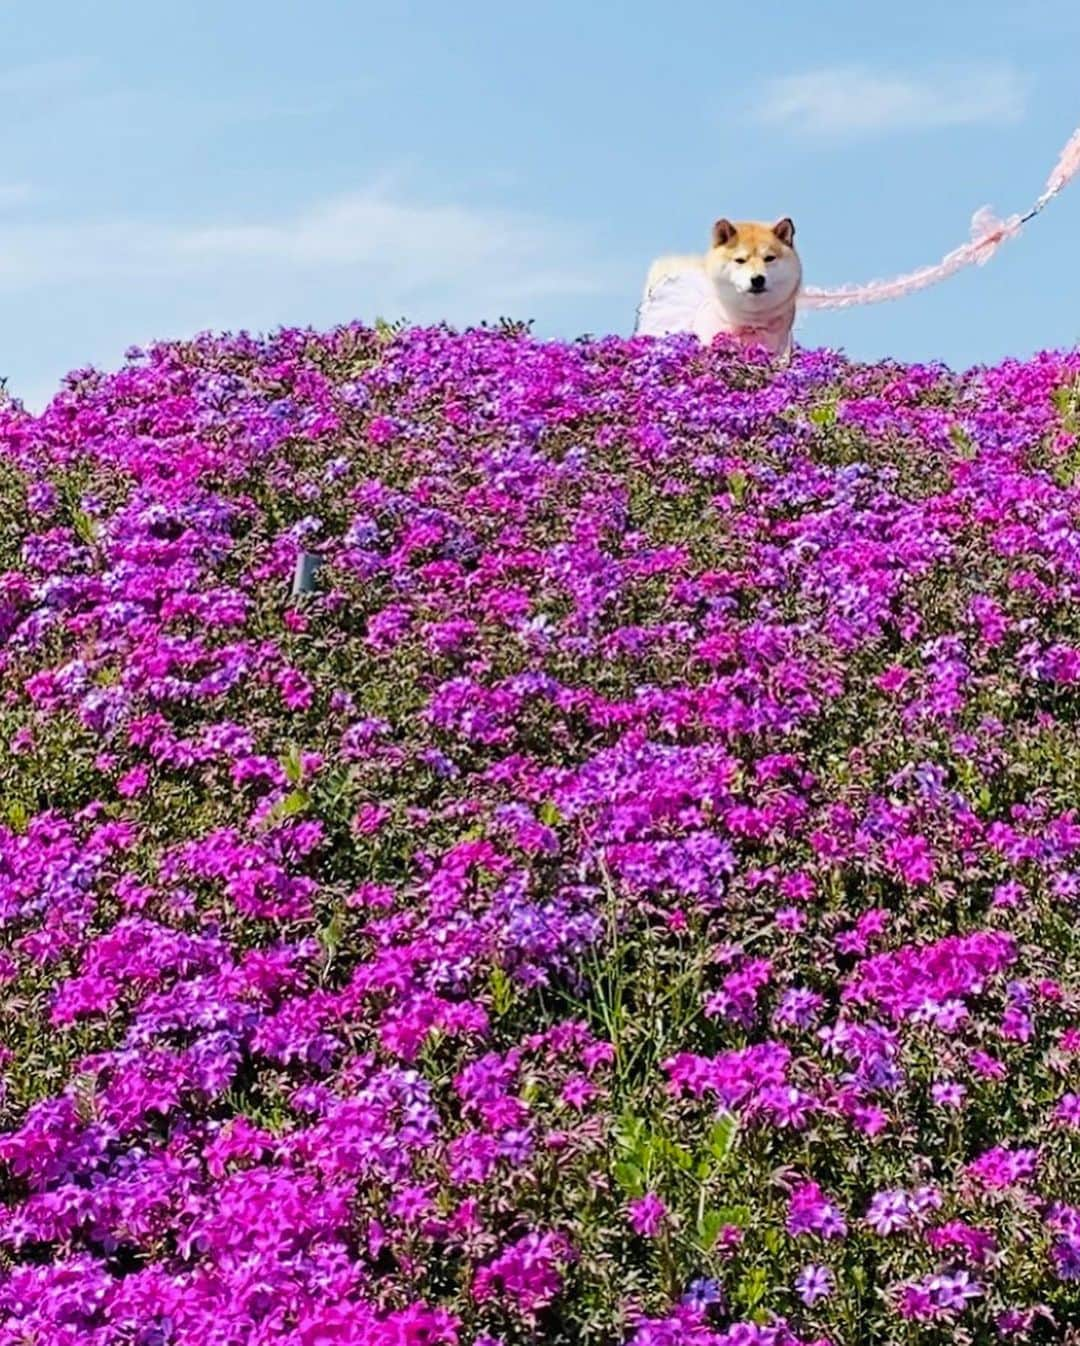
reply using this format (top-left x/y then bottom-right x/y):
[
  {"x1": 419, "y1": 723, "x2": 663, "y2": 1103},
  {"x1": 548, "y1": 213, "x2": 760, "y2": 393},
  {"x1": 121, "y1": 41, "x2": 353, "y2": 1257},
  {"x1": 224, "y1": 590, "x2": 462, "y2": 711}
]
[
  {"x1": 884, "y1": 833, "x2": 935, "y2": 886},
  {"x1": 1054, "y1": 1093, "x2": 1080, "y2": 1128},
  {"x1": 967, "y1": 1146, "x2": 1040, "y2": 1190},
  {"x1": 4, "y1": 318, "x2": 1080, "y2": 1346},
  {"x1": 629, "y1": 1193, "x2": 669, "y2": 1237},
  {"x1": 472, "y1": 1231, "x2": 574, "y2": 1317}
]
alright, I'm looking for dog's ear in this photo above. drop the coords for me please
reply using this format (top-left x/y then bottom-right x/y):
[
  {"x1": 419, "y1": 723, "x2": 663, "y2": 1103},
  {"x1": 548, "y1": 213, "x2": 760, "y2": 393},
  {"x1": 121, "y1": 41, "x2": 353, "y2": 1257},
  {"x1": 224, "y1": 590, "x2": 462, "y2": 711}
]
[
  {"x1": 772, "y1": 217, "x2": 795, "y2": 246},
  {"x1": 712, "y1": 218, "x2": 737, "y2": 247}
]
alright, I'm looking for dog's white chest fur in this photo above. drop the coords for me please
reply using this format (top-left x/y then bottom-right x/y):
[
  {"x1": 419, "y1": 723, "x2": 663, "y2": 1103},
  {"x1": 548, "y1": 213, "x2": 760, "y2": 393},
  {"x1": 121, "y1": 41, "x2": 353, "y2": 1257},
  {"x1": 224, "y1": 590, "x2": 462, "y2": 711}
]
[{"x1": 635, "y1": 266, "x2": 794, "y2": 357}]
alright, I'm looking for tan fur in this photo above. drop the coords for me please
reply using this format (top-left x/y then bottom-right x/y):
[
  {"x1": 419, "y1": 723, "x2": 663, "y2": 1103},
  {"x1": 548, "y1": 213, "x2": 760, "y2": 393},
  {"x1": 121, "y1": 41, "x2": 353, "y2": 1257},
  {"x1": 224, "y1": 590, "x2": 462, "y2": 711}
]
[{"x1": 643, "y1": 219, "x2": 802, "y2": 359}]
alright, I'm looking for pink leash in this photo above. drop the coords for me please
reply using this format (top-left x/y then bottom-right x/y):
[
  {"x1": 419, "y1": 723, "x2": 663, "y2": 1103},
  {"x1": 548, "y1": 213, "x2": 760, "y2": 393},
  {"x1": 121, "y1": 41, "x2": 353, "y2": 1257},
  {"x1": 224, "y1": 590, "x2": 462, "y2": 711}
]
[{"x1": 799, "y1": 125, "x2": 1080, "y2": 310}]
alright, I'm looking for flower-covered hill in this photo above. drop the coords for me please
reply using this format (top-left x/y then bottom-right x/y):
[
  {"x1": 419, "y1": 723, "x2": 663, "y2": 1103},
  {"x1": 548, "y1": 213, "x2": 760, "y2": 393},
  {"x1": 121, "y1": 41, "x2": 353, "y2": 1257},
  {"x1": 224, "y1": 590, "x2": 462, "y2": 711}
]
[{"x1": 1, "y1": 325, "x2": 1080, "y2": 1346}]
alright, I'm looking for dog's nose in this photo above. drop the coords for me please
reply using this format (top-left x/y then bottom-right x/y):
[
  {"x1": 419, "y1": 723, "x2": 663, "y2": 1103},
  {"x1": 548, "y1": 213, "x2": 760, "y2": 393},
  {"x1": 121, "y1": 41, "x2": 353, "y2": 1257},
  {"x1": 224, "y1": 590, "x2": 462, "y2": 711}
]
[{"x1": 750, "y1": 274, "x2": 767, "y2": 292}]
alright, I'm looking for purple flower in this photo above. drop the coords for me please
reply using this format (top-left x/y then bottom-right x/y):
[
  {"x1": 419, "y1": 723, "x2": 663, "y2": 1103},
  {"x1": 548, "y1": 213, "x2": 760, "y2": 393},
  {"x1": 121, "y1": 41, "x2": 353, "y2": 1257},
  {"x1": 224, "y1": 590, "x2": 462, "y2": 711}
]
[
  {"x1": 680, "y1": 1276, "x2": 725, "y2": 1313},
  {"x1": 1053, "y1": 1234, "x2": 1080, "y2": 1281},
  {"x1": 929, "y1": 1269, "x2": 983, "y2": 1311},
  {"x1": 787, "y1": 1181, "x2": 848, "y2": 1240},
  {"x1": 794, "y1": 1263, "x2": 833, "y2": 1306},
  {"x1": 898, "y1": 1269, "x2": 983, "y2": 1321},
  {"x1": 866, "y1": 1189, "x2": 912, "y2": 1235}
]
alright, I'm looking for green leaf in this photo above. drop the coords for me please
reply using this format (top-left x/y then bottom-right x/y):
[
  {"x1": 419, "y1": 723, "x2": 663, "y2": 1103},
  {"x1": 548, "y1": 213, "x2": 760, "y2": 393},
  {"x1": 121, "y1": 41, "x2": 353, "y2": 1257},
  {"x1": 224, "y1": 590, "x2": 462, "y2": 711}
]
[
  {"x1": 72, "y1": 508, "x2": 98, "y2": 545},
  {"x1": 735, "y1": 1267, "x2": 768, "y2": 1311},
  {"x1": 6, "y1": 800, "x2": 29, "y2": 833},
  {"x1": 948, "y1": 423, "x2": 975, "y2": 458},
  {"x1": 613, "y1": 1161, "x2": 645, "y2": 1196},
  {"x1": 538, "y1": 799, "x2": 562, "y2": 827},
  {"x1": 279, "y1": 789, "x2": 309, "y2": 818},
  {"x1": 489, "y1": 965, "x2": 514, "y2": 1016},
  {"x1": 663, "y1": 1139, "x2": 694, "y2": 1172},
  {"x1": 696, "y1": 1208, "x2": 727, "y2": 1250},
  {"x1": 1052, "y1": 381, "x2": 1080, "y2": 419},
  {"x1": 281, "y1": 745, "x2": 304, "y2": 786},
  {"x1": 317, "y1": 906, "x2": 347, "y2": 961},
  {"x1": 614, "y1": 1113, "x2": 647, "y2": 1155},
  {"x1": 711, "y1": 1204, "x2": 751, "y2": 1228},
  {"x1": 808, "y1": 402, "x2": 836, "y2": 427},
  {"x1": 264, "y1": 789, "x2": 309, "y2": 827},
  {"x1": 374, "y1": 316, "x2": 406, "y2": 341},
  {"x1": 707, "y1": 1111, "x2": 738, "y2": 1164}
]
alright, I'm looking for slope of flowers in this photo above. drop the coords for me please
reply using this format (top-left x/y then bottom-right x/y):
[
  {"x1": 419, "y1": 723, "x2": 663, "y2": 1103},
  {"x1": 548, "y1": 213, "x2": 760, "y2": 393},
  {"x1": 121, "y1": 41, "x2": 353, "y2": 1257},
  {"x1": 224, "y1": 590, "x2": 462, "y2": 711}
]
[{"x1": 2, "y1": 324, "x2": 1080, "y2": 1345}]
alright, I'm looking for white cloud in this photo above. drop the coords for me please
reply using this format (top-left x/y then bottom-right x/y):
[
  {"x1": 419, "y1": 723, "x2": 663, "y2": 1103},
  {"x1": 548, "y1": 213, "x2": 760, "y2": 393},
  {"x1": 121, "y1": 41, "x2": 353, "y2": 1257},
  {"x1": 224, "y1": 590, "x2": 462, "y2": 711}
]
[
  {"x1": 756, "y1": 64, "x2": 1026, "y2": 138},
  {"x1": 175, "y1": 192, "x2": 611, "y2": 301},
  {"x1": 0, "y1": 188, "x2": 613, "y2": 306}
]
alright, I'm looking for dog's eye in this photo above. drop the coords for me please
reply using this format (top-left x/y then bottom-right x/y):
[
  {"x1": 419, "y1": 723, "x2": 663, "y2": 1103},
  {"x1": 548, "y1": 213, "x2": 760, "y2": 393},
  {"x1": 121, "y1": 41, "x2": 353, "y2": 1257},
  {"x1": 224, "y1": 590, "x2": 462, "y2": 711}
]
[
  {"x1": 764, "y1": 254, "x2": 777, "y2": 263},
  {"x1": 734, "y1": 257, "x2": 749, "y2": 264}
]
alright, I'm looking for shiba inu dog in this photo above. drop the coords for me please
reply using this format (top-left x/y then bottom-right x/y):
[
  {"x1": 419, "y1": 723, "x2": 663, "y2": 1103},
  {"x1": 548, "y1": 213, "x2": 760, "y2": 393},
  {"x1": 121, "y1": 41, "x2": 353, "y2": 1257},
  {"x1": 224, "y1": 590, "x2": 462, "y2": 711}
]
[{"x1": 637, "y1": 218, "x2": 802, "y2": 359}]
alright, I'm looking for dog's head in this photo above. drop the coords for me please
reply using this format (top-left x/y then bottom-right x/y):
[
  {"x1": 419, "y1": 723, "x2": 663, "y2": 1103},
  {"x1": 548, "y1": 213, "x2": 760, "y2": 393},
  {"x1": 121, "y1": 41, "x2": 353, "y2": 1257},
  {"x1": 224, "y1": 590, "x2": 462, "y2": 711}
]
[{"x1": 705, "y1": 218, "x2": 802, "y2": 308}]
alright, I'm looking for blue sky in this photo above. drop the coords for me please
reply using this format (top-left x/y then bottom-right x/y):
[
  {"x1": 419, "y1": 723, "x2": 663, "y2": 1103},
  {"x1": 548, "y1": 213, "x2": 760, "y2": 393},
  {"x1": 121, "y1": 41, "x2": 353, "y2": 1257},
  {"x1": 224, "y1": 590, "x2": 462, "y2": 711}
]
[{"x1": 2, "y1": 0, "x2": 1078, "y2": 408}]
